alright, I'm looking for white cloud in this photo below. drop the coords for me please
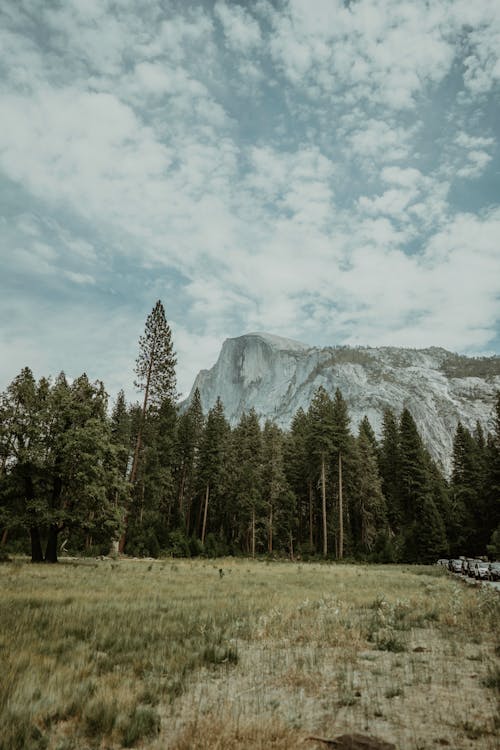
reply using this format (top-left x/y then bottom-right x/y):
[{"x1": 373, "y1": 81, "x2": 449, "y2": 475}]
[
  {"x1": 455, "y1": 132, "x2": 495, "y2": 150},
  {"x1": 343, "y1": 208, "x2": 500, "y2": 350},
  {"x1": 245, "y1": 145, "x2": 335, "y2": 225},
  {"x1": 357, "y1": 167, "x2": 450, "y2": 240},
  {"x1": 0, "y1": 0, "x2": 499, "y2": 400},
  {"x1": 63, "y1": 270, "x2": 96, "y2": 285},
  {"x1": 269, "y1": 0, "x2": 457, "y2": 110},
  {"x1": 456, "y1": 150, "x2": 493, "y2": 179},
  {"x1": 215, "y1": 1, "x2": 262, "y2": 53},
  {"x1": 344, "y1": 118, "x2": 419, "y2": 165},
  {"x1": 0, "y1": 88, "x2": 172, "y2": 214}
]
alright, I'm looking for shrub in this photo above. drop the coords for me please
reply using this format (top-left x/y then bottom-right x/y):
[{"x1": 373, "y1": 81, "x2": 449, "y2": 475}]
[
  {"x1": 119, "y1": 705, "x2": 160, "y2": 747},
  {"x1": 83, "y1": 696, "x2": 117, "y2": 737},
  {"x1": 167, "y1": 530, "x2": 191, "y2": 558}
]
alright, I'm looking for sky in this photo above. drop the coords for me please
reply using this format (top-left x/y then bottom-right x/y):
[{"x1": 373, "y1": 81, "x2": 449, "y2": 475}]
[{"x1": 1, "y1": 0, "x2": 499, "y2": 403}]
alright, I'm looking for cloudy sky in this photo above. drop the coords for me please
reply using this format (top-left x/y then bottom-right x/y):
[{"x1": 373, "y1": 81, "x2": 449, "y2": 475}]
[{"x1": 1, "y1": 0, "x2": 499, "y2": 402}]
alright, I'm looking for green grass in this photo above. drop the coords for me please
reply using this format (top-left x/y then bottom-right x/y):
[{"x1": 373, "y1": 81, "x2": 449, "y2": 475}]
[{"x1": 0, "y1": 558, "x2": 499, "y2": 749}]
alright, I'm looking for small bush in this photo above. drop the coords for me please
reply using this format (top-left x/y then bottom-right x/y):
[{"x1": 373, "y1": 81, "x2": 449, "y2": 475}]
[
  {"x1": 376, "y1": 634, "x2": 406, "y2": 653},
  {"x1": 119, "y1": 705, "x2": 160, "y2": 747},
  {"x1": 189, "y1": 535, "x2": 204, "y2": 557},
  {"x1": 83, "y1": 696, "x2": 117, "y2": 738},
  {"x1": 385, "y1": 686, "x2": 403, "y2": 699},
  {"x1": 0, "y1": 719, "x2": 48, "y2": 750},
  {"x1": 202, "y1": 643, "x2": 238, "y2": 665},
  {"x1": 204, "y1": 532, "x2": 226, "y2": 558},
  {"x1": 482, "y1": 666, "x2": 500, "y2": 691},
  {"x1": 167, "y1": 530, "x2": 191, "y2": 558}
]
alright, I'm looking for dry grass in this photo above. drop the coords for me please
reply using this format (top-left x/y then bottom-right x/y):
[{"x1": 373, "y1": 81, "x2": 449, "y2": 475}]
[{"x1": 0, "y1": 558, "x2": 498, "y2": 749}]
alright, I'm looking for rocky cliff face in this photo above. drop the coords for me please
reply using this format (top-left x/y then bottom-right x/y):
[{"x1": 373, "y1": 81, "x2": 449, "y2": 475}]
[{"x1": 187, "y1": 332, "x2": 500, "y2": 472}]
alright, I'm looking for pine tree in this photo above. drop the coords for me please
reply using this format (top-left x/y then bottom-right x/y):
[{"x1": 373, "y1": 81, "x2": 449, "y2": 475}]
[
  {"x1": 449, "y1": 423, "x2": 478, "y2": 553},
  {"x1": 331, "y1": 389, "x2": 351, "y2": 559},
  {"x1": 307, "y1": 387, "x2": 334, "y2": 557},
  {"x1": 176, "y1": 388, "x2": 204, "y2": 531},
  {"x1": 354, "y1": 428, "x2": 388, "y2": 555},
  {"x1": 232, "y1": 410, "x2": 263, "y2": 556},
  {"x1": 126, "y1": 398, "x2": 177, "y2": 557},
  {"x1": 399, "y1": 409, "x2": 447, "y2": 562},
  {"x1": 110, "y1": 390, "x2": 132, "y2": 479},
  {"x1": 129, "y1": 301, "x2": 177, "y2": 484},
  {"x1": 284, "y1": 408, "x2": 311, "y2": 552},
  {"x1": 197, "y1": 397, "x2": 229, "y2": 546},
  {"x1": 485, "y1": 392, "x2": 500, "y2": 553},
  {"x1": 120, "y1": 301, "x2": 177, "y2": 552},
  {"x1": 378, "y1": 409, "x2": 402, "y2": 534},
  {"x1": 262, "y1": 422, "x2": 295, "y2": 555},
  {"x1": 359, "y1": 415, "x2": 378, "y2": 454}
]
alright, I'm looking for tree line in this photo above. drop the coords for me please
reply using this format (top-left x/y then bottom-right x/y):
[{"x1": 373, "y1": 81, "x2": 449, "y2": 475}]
[{"x1": 1, "y1": 301, "x2": 499, "y2": 563}]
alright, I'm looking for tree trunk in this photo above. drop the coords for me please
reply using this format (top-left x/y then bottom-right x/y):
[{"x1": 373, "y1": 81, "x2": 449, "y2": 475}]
[
  {"x1": 0, "y1": 398, "x2": 20, "y2": 477},
  {"x1": 338, "y1": 452, "x2": 344, "y2": 560},
  {"x1": 165, "y1": 490, "x2": 174, "y2": 533},
  {"x1": 289, "y1": 530, "x2": 294, "y2": 561},
  {"x1": 118, "y1": 517, "x2": 127, "y2": 553},
  {"x1": 178, "y1": 467, "x2": 186, "y2": 518},
  {"x1": 195, "y1": 495, "x2": 203, "y2": 538},
  {"x1": 251, "y1": 508, "x2": 256, "y2": 558},
  {"x1": 44, "y1": 524, "x2": 59, "y2": 563},
  {"x1": 268, "y1": 504, "x2": 273, "y2": 553},
  {"x1": 25, "y1": 476, "x2": 43, "y2": 562},
  {"x1": 321, "y1": 455, "x2": 327, "y2": 557},
  {"x1": 129, "y1": 375, "x2": 151, "y2": 486},
  {"x1": 120, "y1": 358, "x2": 153, "y2": 553},
  {"x1": 139, "y1": 482, "x2": 145, "y2": 525},
  {"x1": 1, "y1": 528, "x2": 8, "y2": 546},
  {"x1": 308, "y1": 480, "x2": 314, "y2": 549},
  {"x1": 185, "y1": 495, "x2": 192, "y2": 536},
  {"x1": 30, "y1": 527, "x2": 44, "y2": 563},
  {"x1": 201, "y1": 483, "x2": 209, "y2": 544}
]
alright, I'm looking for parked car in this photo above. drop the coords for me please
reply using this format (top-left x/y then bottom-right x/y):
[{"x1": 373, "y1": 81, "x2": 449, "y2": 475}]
[
  {"x1": 463, "y1": 559, "x2": 475, "y2": 576},
  {"x1": 450, "y1": 559, "x2": 463, "y2": 574},
  {"x1": 474, "y1": 561, "x2": 490, "y2": 580},
  {"x1": 467, "y1": 560, "x2": 480, "y2": 577},
  {"x1": 437, "y1": 559, "x2": 449, "y2": 567},
  {"x1": 488, "y1": 562, "x2": 500, "y2": 581}
]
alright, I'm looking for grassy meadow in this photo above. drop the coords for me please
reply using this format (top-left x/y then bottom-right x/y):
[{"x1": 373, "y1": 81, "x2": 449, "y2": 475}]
[{"x1": 1, "y1": 558, "x2": 499, "y2": 750}]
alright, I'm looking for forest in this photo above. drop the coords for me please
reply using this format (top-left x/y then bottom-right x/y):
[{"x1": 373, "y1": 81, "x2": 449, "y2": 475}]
[{"x1": 1, "y1": 301, "x2": 499, "y2": 564}]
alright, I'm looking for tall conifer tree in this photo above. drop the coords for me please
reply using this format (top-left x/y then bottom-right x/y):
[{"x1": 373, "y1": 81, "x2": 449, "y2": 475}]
[
  {"x1": 307, "y1": 387, "x2": 334, "y2": 557},
  {"x1": 129, "y1": 301, "x2": 177, "y2": 484},
  {"x1": 399, "y1": 409, "x2": 447, "y2": 561},
  {"x1": 176, "y1": 388, "x2": 204, "y2": 530},
  {"x1": 284, "y1": 408, "x2": 311, "y2": 551},
  {"x1": 485, "y1": 392, "x2": 500, "y2": 553},
  {"x1": 378, "y1": 408, "x2": 402, "y2": 534},
  {"x1": 197, "y1": 397, "x2": 229, "y2": 545},
  {"x1": 262, "y1": 422, "x2": 295, "y2": 555},
  {"x1": 332, "y1": 389, "x2": 351, "y2": 558},
  {"x1": 120, "y1": 301, "x2": 177, "y2": 552},
  {"x1": 354, "y1": 430, "x2": 388, "y2": 554},
  {"x1": 232, "y1": 410, "x2": 263, "y2": 556}
]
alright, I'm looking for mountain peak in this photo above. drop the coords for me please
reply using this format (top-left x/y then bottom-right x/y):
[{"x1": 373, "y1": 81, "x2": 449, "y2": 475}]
[
  {"x1": 230, "y1": 332, "x2": 310, "y2": 352},
  {"x1": 188, "y1": 336, "x2": 500, "y2": 472}
]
